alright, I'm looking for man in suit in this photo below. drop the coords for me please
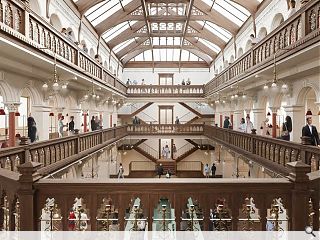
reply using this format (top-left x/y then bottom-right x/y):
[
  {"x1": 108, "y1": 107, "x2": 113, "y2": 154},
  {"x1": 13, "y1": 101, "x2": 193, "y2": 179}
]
[{"x1": 302, "y1": 117, "x2": 320, "y2": 146}]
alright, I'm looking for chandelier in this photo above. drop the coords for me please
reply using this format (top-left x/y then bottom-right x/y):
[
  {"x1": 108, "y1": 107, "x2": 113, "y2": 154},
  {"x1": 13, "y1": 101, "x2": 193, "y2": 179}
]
[
  {"x1": 42, "y1": 54, "x2": 67, "y2": 97},
  {"x1": 263, "y1": 50, "x2": 289, "y2": 91},
  {"x1": 84, "y1": 80, "x2": 100, "y2": 100}
]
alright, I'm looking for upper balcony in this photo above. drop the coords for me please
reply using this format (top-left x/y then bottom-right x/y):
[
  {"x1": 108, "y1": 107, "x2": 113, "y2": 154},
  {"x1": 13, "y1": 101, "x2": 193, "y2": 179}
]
[
  {"x1": 126, "y1": 85, "x2": 204, "y2": 99},
  {"x1": 0, "y1": 0, "x2": 127, "y2": 96},
  {"x1": 204, "y1": 0, "x2": 320, "y2": 96}
]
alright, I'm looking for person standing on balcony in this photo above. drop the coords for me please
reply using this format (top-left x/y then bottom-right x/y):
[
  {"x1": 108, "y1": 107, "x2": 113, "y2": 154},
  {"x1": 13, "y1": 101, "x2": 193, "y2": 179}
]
[
  {"x1": 58, "y1": 116, "x2": 65, "y2": 138},
  {"x1": 245, "y1": 116, "x2": 254, "y2": 133},
  {"x1": 204, "y1": 164, "x2": 210, "y2": 178},
  {"x1": 260, "y1": 119, "x2": 271, "y2": 137},
  {"x1": 175, "y1": 116, "x2": 180, "y2": 124},
  {"x1": 287, "y1": 0, "x2": 297, "y2": 19},
  {"x1": 281, "y1": 116, "x2": 292, "y2": 141},
  {"x1": 126, "y1": 79, "x2": 131, "y2": 86},
  {"x1": 238, "y1": 118, "x2": 246, "y2": 132},
  {"x1": 302, "y1": 113, "x2": 320, "y2": 146},
  {"x1": 118, "y1": 163, "x2": 124, "y2": 179},
  {"x1": 181, "y1": 79, "x2": 186, "y2": 85},
  {"x1": 223, "y1": 116, "x2": 231, "y2": 129},
  {"x1": 91, "y1": 116, "x2": 96, "y2": 131},
  {"x1": 27, "y1": 113, "x2": 37, "y2": 143},
  {"x1": 68, "y1": 116, "x2": 75, "y2": 135},
  {"x1": 211, "y1": 163, "x2": 216, "y2": 178},
  {"x1": 186, "y1": 78, "x2": 191, "y2": 85}
]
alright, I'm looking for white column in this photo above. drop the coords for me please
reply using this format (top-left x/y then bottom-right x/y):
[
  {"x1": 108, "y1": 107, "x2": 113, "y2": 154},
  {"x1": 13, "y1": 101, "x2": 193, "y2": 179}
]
[
  {"x1": 283, "y1": 105, "x2": 305, "y2": 142},
  {"x1": 32, "y1": 105, "x2": 51, "y2": 141},
  {"x1": 233, "y1": 110, "x2": 243, "y2": 131},
  {"x1": 251, "y1": 108, "x2": 265, "y2": 132}
]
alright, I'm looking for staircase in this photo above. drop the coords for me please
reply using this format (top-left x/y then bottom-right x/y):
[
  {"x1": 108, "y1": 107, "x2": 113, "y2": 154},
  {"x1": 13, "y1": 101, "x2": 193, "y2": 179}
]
[
  {"x1": 157, "y1": 159, "x2": 176, "y2": 175},
  {"x1": 178, "y1": 102, "x2": 215, "y2": 118},
  {"x1": 134, "y1": 143, "x2": 159, "y2": 163},
  {"x1": 118, "y1": 102, "x2": 154, "y2": 118},
  {"x1": 175, "y1": 142, "x2": 198, "y2": 162}
]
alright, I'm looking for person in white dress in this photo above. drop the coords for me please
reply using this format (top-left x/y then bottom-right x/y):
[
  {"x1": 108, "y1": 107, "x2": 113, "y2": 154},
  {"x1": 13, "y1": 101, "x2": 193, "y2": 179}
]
[{"x1": 245, "y1": 116, "x2": 254, "y2": 133}]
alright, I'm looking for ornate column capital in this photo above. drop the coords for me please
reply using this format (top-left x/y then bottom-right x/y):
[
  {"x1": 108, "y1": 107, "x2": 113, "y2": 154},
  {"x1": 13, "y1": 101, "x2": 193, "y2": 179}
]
[{"x1": 4, "y1": 102, "x2": 20, "y2": 113}]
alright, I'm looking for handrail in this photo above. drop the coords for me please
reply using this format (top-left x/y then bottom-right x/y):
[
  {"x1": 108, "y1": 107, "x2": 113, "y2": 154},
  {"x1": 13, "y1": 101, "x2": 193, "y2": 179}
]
[
  {"x1": 0, "y1": 126, "x2": 127, "y2": 173},
  {"x1": 175, "y1": 143, "x2": 196, "y2": 158},
  {"x1": 127, "y1": 124, "x2": 205, "y2": 135},
  {"x1": 205, "y1": 0, "x2": 320, "y2": 95},
  {"x1": 127, "y1": 85, "x2": 204, "y2": 97},
  {"x1": 203, "y1": 125, "x2": 320, "y2": 174},
  {"x1": 138, "y1": 143, "x2": 159, "y2": 160}
]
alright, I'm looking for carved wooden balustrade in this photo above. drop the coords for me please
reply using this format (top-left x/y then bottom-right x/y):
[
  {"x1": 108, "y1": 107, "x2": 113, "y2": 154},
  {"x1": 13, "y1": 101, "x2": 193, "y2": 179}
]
[
  {"x1": 205, "y1": 0, "x2": 320, "y2": 96},
  {"x1": 127, "y1": 124, "x2": 204, "y2": 135},
  {"x1": 127, "y1": 85, "x2": 204, "y2": 98},
  {"x1": 27, "y1": 162, "x2": 318, "y2": 231},
  {"x1": 203, "y1": 125, "x2": 320, "y2": 175},
  {"x1": 0, "y1": 126, "x2": 127, "y2": 174},
  {"x1": 0, "y1": 0, "x2": 127, "y2": 95}
]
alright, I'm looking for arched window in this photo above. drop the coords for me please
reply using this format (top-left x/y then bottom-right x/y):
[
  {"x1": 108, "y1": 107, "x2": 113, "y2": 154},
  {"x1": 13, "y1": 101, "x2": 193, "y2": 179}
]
[
  {"x1": 49, "y1": 14, "x2": 62, "y2": 31},
  {"x1": 271, "y1": 13, "x2": 284, "y2": 31}
]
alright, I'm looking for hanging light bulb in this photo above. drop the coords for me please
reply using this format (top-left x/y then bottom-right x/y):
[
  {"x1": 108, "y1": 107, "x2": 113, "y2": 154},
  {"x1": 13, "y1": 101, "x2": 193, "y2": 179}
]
[
  {"x1": 61, "y1": 84, "x2": 67, "y2": 89},
  {"x1": 84, "y1": 94, "x2": 88, "y2": 99},
  {"x1": 222, "y1": 100, "x2": 226, "y2": 104},
  {"x1": 42, "y1": 83, "x2": 48, "y2": 89},
  {"x1": 52, "y1": 81, "x2": 59, "y2": 90},
  {"x1": 263, "y1": 84, "x2": 269, "y2": 90},
  {"x1": 234, "y1": 93, "x2": 238, "y2": 98},
  {"x1": 96, "y1": 95, "x2": 100, "y2": 99},
  {"x1": 242, "y1": 94, "x2": 247, "y2": 99},
  {"x1": 231, "y1": 95, "x2": 234, "y2": 99},
  {"x1": 92, "y1": 93, "x2": 96, "y2": 98},
  {"x1": 281, "y1": 83, "x2": 288, "y2": 90},
  {"x1": 271, "y1": 81, "x2": 277, "y2": 88}
]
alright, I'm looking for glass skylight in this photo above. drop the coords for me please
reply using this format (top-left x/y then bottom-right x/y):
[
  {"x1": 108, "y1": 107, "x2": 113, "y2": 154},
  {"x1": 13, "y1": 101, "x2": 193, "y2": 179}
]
[
  {"x1": 201, "y1": 0, "x2": 250, "y2": 26},
  {"x1": 102, "y1": 21, "x2": 137, "y2": 42},
  {"x1": 197, "y1": 20, "x2": 232, "y2": 42},
  {"x1": 86, "y1": 0, "x2": 132, "y2": 26},
  {"x1": 113, "y1": 38, "x2": 136, "y2": 53},
  {"x1": 197, "y1": 38, "x2": 221, "y2": 53},
  {"x1": 130, "y1": 49, "x2": 204, "y2": 62}
]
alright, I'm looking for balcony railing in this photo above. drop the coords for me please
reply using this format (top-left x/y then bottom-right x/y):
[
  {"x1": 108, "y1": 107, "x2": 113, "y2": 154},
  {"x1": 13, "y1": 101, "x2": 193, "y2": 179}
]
[
  {"x1": 127, "y1": 124, "x2": 205, "y2": 135},
  {"x1": 0, "y1": 0, "x2": 127, "y2": 95},
  {"x1": 0, "y1": 126, "x2": 127, "y2": 174},
  {"x1": 203, "y1": 125, "x2": 320, "y2": 175},
  {"x1": 204, "y1": 0, "x2": 320, "y2": 95},
  {"x1": 127, "y1": 85, "x2": 204, "y2": 97}
]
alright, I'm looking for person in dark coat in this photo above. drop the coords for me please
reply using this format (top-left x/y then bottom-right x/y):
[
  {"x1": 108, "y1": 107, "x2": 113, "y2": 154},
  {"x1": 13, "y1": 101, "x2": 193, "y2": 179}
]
[
  {"x1": 157, "y1": 164, "x2": 164, "y2": 178},
  {"x1": 211, "y1": 163, "x2": 216, "y2": 177},
  {"x1": 27, "y1": 113, "x2": 37, "y2": 143},
  {"x1": 68, "y1": 116, "x2": 75, "y2": 133},
  {"x1": 281, "y1": 116, "x2": 292, "y2": 141},
  {"x1": 223, "y1": 117, "x2": 231, "y2": 129},
  {"x1": 302, "y1": 116, "x2": 320, "y2": 146},
  {"x1": 91, "y1": 116, "x2": 96, "y2": 131}
]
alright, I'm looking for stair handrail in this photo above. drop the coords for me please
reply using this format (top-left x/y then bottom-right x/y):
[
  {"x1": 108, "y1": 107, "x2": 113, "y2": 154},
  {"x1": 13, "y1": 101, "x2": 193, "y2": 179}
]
[
  {"x1": 138, "y1": 143, "x2": 159, "y2": 160},
  {"x1": 130, "y1": 104, "x2": 158, "y2": 123},
  {"x1": 176, "y1": 142, "x2": 196, "y2": 158}
]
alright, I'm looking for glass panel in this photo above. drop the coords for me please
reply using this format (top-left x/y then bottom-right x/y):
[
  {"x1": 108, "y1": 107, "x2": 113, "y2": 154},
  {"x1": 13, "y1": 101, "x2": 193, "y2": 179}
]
[
  {"x1": 103, "y1": 21, "x2": 137, "y2": 43},
  {"x1": 86, "y1": 0, "x2": 132, "y2": 26},
  {"x1": 198, "y1": 38, "x2": 221, "y2": 53},
  {"x1": 198, "y1": 20, "x2": 232, "y2": 42},
  {"x1": 152, "y1": 198, "x2": 176, "y2": 231},
  {"x1": 113, "y1": 38, "x2": 136, "y2": 53}
]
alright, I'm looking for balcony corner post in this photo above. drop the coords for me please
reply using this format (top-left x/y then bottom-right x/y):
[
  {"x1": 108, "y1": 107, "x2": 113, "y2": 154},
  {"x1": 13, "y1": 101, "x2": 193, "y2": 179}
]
[
  {"x1": 286, "y1": 161, "x2": 311, "y2": 230},
  {"x1": 17, "y1": 161, "x2": 42, "y2": 230}
]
